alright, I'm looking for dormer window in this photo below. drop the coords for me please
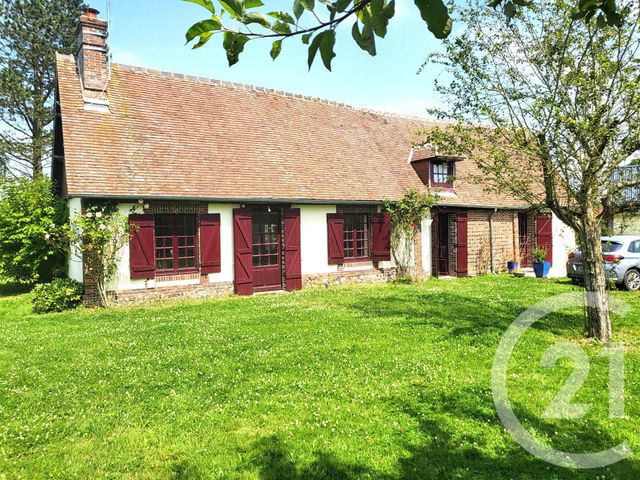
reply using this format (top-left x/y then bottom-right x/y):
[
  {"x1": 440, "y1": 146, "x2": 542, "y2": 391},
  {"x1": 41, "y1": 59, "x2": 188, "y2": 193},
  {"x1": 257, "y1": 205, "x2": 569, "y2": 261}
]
[
  {"x1": 431, "y1": 160, "x2": 454, "y2": 188},
  {"x1": 409, "y1": 149, "x2": 463, "y2": 190}
]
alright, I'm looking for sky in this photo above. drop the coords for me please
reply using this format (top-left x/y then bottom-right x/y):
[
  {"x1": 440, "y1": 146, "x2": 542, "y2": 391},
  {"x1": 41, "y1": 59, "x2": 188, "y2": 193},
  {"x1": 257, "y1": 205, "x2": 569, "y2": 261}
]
[{"x1": 88, "y1": 0, "x2": 449, "y2": 118}]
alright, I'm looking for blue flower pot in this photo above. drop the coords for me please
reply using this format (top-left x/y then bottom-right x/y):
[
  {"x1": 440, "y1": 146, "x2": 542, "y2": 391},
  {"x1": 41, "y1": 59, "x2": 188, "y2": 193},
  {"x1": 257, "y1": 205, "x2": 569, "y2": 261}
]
[{"x1": 533, "y1": 261, "x2": 551, "y2": 278}]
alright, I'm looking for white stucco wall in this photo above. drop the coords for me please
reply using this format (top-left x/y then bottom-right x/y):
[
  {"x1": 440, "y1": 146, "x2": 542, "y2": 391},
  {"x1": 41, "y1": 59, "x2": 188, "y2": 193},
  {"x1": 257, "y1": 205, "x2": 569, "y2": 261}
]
[
  {"x1": 549, "y1": 213, "x2": 576, "y2": 278},
  {"x1": 421, "y1": 217, "x2": 433, "y2": 276},
  {"x1": 67, "y1": 197, "x2": 84, "y2": 283},
  {"x1": 293, "y1": 204, "x2": 339, "y2": 275},
  {"x1": 207, "y1": 203, "x2": 240, "y2": 283}
]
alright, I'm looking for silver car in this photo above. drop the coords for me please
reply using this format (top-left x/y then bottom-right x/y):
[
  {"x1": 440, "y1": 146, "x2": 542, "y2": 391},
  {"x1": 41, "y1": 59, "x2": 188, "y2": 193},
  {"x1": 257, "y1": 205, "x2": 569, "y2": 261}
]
[{"x1": 566, "y1": 236, "x2": 640, "y2": 291}]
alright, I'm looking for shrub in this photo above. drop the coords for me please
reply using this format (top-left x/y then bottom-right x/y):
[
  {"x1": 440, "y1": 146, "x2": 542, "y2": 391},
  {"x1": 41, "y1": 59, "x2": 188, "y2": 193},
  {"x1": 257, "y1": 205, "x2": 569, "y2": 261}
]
[
  {"x1": 533, "y1": 246, "x2": 549, "y2": 264},
  {"x1": 0, "y1": 177, "x2": 67, "y2": 284},
  {"x1": 31, "y1": 278, "x2": 83, "y2": 314}
]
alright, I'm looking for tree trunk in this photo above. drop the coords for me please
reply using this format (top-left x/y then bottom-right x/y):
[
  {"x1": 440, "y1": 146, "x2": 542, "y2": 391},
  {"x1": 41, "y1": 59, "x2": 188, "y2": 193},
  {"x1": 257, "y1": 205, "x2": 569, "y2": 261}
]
[
  {"x1": 578, "y1": 220, "x2": 612, "y2": 342},
  {"x1": 31, "y1": 120, "x2": 44, "y2": 178}
]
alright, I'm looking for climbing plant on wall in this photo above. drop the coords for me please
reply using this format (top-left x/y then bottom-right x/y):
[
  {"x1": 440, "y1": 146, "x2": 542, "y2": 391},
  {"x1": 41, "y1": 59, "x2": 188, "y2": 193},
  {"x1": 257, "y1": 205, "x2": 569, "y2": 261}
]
[{"x1": 384, "y1": 189, "x2": 437, "y2": 279}]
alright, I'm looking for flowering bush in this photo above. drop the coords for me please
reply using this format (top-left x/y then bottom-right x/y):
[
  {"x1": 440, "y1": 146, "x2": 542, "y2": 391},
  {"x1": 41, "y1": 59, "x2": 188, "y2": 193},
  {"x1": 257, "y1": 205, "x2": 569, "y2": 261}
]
[
  {"x1": 0, "y1": 177, "x2": 67, "y2": 284},
  {"x1": 48, "y1": 203, "x2": 130, "y2": 307},
  {"x1": 384, "y1": 189, "x2": 437, "y2": 278},
  {"x1": 31, "y1": 278, "x2": 83, "y2": 314}
]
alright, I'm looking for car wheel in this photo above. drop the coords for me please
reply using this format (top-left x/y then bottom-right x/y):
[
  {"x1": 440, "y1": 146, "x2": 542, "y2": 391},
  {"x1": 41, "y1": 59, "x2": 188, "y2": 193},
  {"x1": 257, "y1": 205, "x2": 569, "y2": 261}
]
[
  {"x1": 570, "y1": 277, "x2": 581, "y2": 285},
  {"x1": 623, "y1": 269, "x2": 640, "y2": 291}
]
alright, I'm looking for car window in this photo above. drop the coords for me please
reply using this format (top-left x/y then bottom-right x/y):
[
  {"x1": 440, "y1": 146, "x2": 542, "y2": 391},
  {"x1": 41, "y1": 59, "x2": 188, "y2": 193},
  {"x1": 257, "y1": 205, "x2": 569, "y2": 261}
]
[
  {"x1": 602, "y1": 241, "x2": 623, "y2": 253},
  {"x1": 628, "y1": 240, "x2": 640, "y2": 253}
]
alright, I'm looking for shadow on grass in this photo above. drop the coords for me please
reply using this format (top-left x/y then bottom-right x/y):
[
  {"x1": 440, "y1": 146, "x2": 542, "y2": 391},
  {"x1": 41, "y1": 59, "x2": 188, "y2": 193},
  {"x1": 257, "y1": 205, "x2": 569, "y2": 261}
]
[
  {"x1": 392, "y1": 391, "x2": 638, "y2": 479},
  {"x1": 246, "y1": 394, "x2": 638, "y2": 479},
  {"x1": 0, "y1": 279, "x2": 31, "y2": 298},
  {"x1": 247, "y1": 435, "x2": 375, "y2": 480},
  {"x1": 342, "y1": 287, "x2": 588, "y2": 341}
]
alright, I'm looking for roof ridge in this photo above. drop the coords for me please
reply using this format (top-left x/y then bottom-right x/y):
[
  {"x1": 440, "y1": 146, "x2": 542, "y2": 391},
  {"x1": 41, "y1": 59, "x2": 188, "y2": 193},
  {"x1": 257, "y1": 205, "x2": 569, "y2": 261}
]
[{"x1": 113, "y1": 61, "x2": 443, "y2": 124}]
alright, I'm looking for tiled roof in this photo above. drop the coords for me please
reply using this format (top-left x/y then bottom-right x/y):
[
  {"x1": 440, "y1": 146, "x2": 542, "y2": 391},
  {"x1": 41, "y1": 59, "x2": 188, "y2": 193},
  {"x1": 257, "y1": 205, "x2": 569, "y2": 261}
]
[{"x1": 55, "y1": 53, "x2": 529, "y2": 208}]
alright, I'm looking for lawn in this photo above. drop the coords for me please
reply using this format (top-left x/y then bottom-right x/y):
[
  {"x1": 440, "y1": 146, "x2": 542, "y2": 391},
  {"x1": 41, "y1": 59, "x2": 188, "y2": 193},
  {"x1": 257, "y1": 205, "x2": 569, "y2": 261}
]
[{"x1": 1, "y1": 276, "x2": 639, "y2": 479}]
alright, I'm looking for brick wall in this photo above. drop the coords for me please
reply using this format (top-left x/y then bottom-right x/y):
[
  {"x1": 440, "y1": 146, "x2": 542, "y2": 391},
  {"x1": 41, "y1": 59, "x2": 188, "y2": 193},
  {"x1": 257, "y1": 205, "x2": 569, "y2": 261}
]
[
  {"x1": 76, "y1": 12, "x2": 109, "y2": 100},
  {"x1": 462, "y1": 209, "x2": 521, "y2": 276}
]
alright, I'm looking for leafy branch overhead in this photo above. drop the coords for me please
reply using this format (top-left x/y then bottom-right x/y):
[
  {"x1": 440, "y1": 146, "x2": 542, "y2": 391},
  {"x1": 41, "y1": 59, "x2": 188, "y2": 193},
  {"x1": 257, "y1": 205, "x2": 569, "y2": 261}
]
[
  {"x1": 183, "y1": 0, "x2": 624, "y2": 70},
  {"x1": 183, "y1": 0, "x2": 451, "y2": 70}
]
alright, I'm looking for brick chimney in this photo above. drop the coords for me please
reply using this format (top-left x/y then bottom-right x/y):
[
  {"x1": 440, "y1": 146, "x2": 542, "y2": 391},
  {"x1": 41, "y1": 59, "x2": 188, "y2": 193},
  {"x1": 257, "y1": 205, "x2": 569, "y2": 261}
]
[{"x1": 76, "y1": 7, "x2": 109, "y2": 103}]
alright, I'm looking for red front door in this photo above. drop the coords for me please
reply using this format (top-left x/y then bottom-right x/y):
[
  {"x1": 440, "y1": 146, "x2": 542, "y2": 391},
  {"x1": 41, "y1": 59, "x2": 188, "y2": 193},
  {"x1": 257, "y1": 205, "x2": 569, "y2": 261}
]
[{"x1": 252, "y1": 211, "x2": 282, "y2": 292}]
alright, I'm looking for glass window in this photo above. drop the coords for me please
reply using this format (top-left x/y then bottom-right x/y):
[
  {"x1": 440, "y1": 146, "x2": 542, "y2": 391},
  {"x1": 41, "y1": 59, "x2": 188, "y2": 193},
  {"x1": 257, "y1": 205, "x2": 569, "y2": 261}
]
[
  {"x1": 252, "y1": 212, "x2": 280, "y2": 267},
  {"x1": 155, "y1": 215, "x2": 197, "y2": 273},
  {"x1": 431, "y1": 161, "x2": 453, "y2": 185},
  {"x1": 343, "y1": 213, "x2": 369, "y2": 260},
  {"x1": 602, "y1": 241, "x2": 623, "y2": 253}
]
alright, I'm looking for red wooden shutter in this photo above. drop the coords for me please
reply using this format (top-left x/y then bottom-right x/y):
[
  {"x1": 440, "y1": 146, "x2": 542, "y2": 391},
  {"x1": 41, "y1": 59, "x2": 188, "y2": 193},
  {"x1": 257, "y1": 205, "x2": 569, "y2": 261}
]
[
  {"x1": 284, "y1": 208, "x2": 302, "y2": 291},
  {"x1": 200, "y1": 213, "x2": 221, "y2": 274},
  {"x1": 371, "y1": 212, "x2": 392, "y2": 262},
  {"x1": 129, "y1": 214, "x2": 155, "y2": 280},
  {"x1": 431, "y1": 213, "x2": 439, "y2": 278},
  {"x1": 536, "y1": 213, "x2": 553, "y2": 263},
  {"x1": 456, "y1": 212, "x2": 468, "y2": 277},
  {"x1": 327, "y1": 213, "x2": 344, "y2": 265},
  {"x1": 233, "y1": 208, "x2": 253, "y2": 295}
]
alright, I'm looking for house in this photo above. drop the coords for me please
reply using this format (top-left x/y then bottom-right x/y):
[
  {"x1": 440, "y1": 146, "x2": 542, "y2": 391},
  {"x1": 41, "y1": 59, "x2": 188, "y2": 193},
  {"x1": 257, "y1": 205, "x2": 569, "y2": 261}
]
[
  {"x1": 53, "y1": 8, "x2": 575, "y2": 304},
  {"x1": 609, "y1": 165, "x2": 640, "y2": 234}
]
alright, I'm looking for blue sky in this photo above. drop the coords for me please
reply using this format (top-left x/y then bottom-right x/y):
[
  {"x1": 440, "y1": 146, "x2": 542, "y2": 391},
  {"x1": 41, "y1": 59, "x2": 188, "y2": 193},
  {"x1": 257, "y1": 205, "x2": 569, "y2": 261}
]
[{"x1": 89, "y1": 0, "x2": 447, "y2": 117}]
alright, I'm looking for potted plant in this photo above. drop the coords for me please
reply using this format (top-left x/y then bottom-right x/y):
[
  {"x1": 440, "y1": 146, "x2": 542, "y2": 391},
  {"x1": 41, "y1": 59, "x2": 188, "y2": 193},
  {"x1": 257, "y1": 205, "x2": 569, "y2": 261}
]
[
  {"x1": 532, "y1": 246, "x2": 551, "y2": 278},
  {"x1": 507, "y1": 258, "x2": 519, "y2": 273}
]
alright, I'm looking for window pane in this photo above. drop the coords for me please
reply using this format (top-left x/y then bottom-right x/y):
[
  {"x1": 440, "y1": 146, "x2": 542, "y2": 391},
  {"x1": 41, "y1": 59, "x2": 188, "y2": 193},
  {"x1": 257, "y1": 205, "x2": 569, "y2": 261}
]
[{"x1": 155, "y1": 214, "x2": 197, "y2": 273}]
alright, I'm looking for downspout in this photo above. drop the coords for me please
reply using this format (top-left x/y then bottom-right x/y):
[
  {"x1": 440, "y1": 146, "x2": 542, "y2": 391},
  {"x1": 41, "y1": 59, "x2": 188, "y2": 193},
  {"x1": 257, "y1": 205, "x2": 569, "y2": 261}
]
[{"x1": 489, "y1": 208, "x2": 497, "y2": 274}]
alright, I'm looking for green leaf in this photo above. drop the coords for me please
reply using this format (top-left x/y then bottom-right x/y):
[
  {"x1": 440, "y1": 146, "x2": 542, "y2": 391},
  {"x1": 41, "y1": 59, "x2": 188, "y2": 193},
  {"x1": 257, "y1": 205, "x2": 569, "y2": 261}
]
[
  {"x1": 242, "y1": 12, "x2": 271, "y2": 27},
  {"x1": 352, "y1": 22, "x2": 376, "y2": 56},
  {"x1": 268, "y1": 11, "x2": 296, "y2": 24},
  {"x1": 270, "y1": 39, "x2": 283, "y2": 60},
  {"x1": 293, "y1": 0, "x2": 305, "y2": 19},
  {"x1": 302, "y1": 32, "x2": 312, "y2": 44},
  {"x1": 219, "y1": 0, "x2": 244, "y2": 19},
  {"x1": 192, "y1": 31, "x2": 214, "y2": 49},
  {"x1": 182, "y1": 0, "x2": 215, "y2": 14},
  {"x1": 300, "y1": 0, "x2": 315, "y2": 10},
  {"x1": 332, "y1": 0, "x2": 351, "y2": 12},
  {"x1": 272, "y1": 21, "x2": 292, "y2": 34},
  {"x1": 308, "y1": 29, "x2": 336, "y2": 71},
  {"x1": 223, "y1": 31, "x2": 250, "y2": 66},
  {"x1": 414, "y1": 0, "x2": 452, "y2": 39},
  {"x1": 368, "y1": 0, "x2": 394, "y2": 38},
  {"x1": 503, "y1": 1, "x2": 516, "y2": 18},
  {"x1": 244, "y1": 0, "x2": 264, "y2": 7},
  {"x1": 185, "y1": 18, "x2": 222, "y2": 43}
]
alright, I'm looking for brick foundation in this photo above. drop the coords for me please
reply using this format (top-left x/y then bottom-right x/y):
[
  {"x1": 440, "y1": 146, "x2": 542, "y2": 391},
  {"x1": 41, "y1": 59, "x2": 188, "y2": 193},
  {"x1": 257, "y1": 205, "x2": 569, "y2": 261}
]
[
  {"x1": 303, "y1": 266, "x2": 398, "y2": 288},
  {"x1": 113, "y1": 277, "x2": 233, "y2": 306}
]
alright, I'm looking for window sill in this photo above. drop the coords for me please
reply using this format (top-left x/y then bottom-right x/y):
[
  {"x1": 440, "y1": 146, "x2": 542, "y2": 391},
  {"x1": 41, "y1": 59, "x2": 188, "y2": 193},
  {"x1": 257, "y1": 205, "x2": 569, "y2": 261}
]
[
  {"x1": 343, "y1": 257, "x2": 373, "y2": 265},
  {"x1": 155, "y1": 270, "x2": 200, "y2": 280}
]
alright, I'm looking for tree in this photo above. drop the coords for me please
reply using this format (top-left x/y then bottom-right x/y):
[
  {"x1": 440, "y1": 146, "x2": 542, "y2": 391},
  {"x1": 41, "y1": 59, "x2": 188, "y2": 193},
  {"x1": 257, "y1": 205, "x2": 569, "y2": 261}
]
[
  {"x1": 183, "y1": 0, "x2": 623, "y2": 69},
  {"x1": 419, "y1": 0, "x2": 640, "y2": 342},
  {"x1": 0, "y1": 0, "x2": 84, "y2": 178},
  {"x1": 0, "y1": 176, "x2": 67, "y2": 284}
]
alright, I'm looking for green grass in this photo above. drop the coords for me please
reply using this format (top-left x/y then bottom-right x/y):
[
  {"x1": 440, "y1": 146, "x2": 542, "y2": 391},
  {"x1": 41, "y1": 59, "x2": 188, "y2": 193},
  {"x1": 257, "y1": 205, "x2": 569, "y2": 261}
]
[{"x1": 1, "y1": 276, "x2": 639, "y2": 479}]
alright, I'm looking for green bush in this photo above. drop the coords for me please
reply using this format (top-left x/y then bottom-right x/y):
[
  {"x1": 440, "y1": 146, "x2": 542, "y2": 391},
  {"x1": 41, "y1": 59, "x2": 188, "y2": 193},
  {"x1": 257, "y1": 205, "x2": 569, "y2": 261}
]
[
  {"x1": 0, "y1": 177, "x2": 67, "y2": 284},
  {"x1": 31, "y1": 278, "x2": 83, "y2": 314}
]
